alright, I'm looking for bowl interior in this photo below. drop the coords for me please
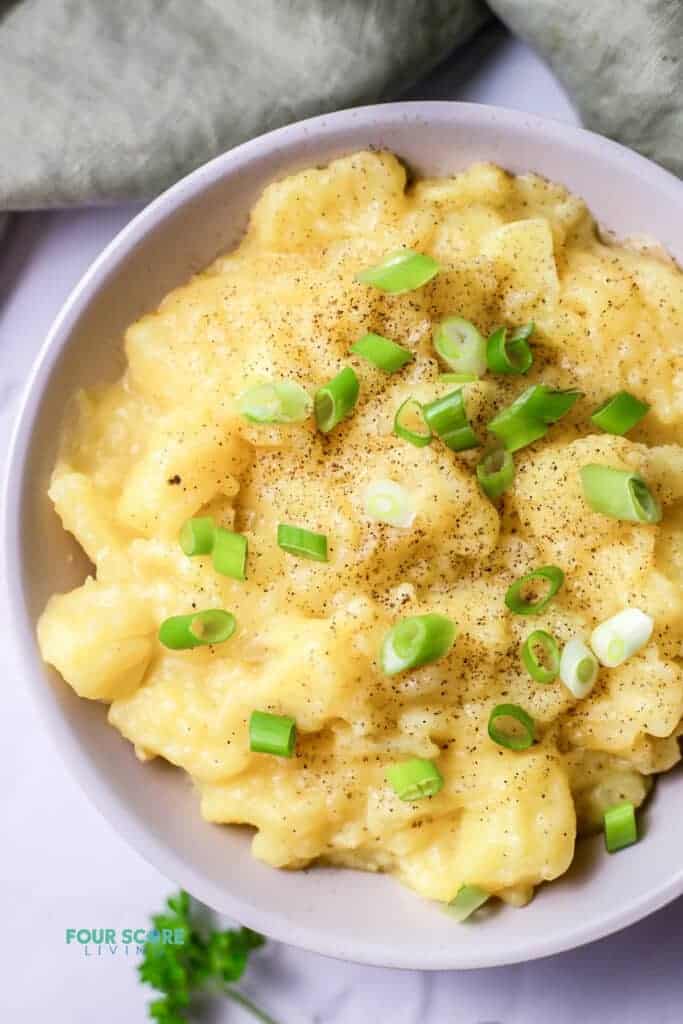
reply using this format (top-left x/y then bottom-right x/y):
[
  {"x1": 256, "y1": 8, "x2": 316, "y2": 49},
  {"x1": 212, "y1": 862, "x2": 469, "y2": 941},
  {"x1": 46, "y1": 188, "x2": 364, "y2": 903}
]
[{"x1": 7, "y1": 102, "x2": 683, "y2": 969}]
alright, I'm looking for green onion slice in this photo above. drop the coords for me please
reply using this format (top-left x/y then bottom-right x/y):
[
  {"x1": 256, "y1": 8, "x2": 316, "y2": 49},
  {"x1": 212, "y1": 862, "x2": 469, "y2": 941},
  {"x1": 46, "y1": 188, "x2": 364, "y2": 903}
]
[
  {"x1": 521, "y1": 630, "x2": 560, "y2": 684},
  {"x1": 590, "y1": 608, "x2": 653, "y2": 668},
  {"x1": 314, "y1": 367, "x2": 359, "y2": 433},
  {"x1": 365, "y1": 479, "x2": 416, "y2": 528},
  {"x1": 249, "y1": 710, "x2": 297, "y2": 757},
  {"x1": 239, "y1": 380, "x2": 312, "y2": 424},
  {"x1": 580, "y1": 465, "x2": 661, "y2": 523},
  {"x1": 385, "y1": 758, "x2": 443, "y2": 801},
  {"x1": 350, "y1": 332, "x2": 413, "y2": 373},
  {"x1": 505, "y1": 566, "x2": 564, "y2": 615},
  {"x1": 380, "y1": 613, "x2": 456, "y2": 676},
  {"x1": 159, "y1": 609, "x2": 236, "y2": 650},
  {"x1": 559, "y1": 638, "x2": 599, "y2": 698},
  {"x1": 423, "y1": 389, "x2": 480, "y2": 452},
  {"x1": 179, "y1": 516, "x2": 215, "y2": 556},
  {"x1": 476, "y1": 447, "x2": 515, "y2": 500},
  {"x1": 488, "y1": 408, "x2": 546, "y2": 452},
  {"x1": 510, "y1": 322, "x2": 535, "y2": 341},
  {"x1": 438, "y1": 372, "x2": 479, "y2": 385},
  {"x1": 394, "y1": 397, "x2": 432, "y2": 448},
  {"x1": 604, "y1": 802, "x2": 638, "y2": 853},
  {"x1": 356, "y1": 249, "x2": 440, "y2": 294},
  {"x1": 433, "y1": 316, "x2": 487, "y2": 377},
  {"x1": 488, "y1": 703, "x2": 535, "y2": 751},
  {"x1": 518, "y1": 385, "x2": 584, "y2": 423},
  {"x1": 591, "y1": 391, "x2": 650, "y2": 435},
  {"x1": 212, "y1": 527, "x2": 248, "y2": 580},
  {"x1": 277, "y1": 523, "x2": 328, "y2": 562},
  {"x1": 486, "y1": 325, "x2": 534, "y2": 375},
  {"x1": 487, "y1": 384, "x2": 583, "y2": 452},
  {"x1": 447, "y1": 885, "x2": 490, "y2": 922}
]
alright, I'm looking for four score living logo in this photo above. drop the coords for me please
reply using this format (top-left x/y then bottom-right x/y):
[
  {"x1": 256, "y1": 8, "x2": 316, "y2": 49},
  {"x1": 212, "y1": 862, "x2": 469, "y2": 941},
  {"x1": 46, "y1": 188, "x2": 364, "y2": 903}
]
[{"x1": 65, "y1": 926, "x2": 185, "y2": 957}]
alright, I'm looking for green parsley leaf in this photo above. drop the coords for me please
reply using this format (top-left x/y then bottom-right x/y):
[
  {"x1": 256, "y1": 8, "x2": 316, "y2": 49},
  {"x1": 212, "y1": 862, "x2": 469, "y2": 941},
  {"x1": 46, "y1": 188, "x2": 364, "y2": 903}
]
[
  {"x1": 206, "y1": 927, "x2": 265, "y2": 984},
  {"x1": 139, "y1": 890, "x2": 278, "y2": 1024}
]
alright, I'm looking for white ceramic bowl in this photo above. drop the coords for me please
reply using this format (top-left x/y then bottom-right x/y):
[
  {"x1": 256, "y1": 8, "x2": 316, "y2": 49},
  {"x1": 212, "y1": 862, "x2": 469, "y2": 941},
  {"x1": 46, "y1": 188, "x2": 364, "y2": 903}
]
[{"x1": 5, "y1": 102, "x2": 683, "y2": 970}]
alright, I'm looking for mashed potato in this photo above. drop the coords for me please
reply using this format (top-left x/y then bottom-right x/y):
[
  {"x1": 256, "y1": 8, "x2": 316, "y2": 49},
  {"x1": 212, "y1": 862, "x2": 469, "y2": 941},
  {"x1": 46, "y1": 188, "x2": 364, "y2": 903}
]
[{"x1": 38, "y1": 153, "x2": 683, "y2": 909}]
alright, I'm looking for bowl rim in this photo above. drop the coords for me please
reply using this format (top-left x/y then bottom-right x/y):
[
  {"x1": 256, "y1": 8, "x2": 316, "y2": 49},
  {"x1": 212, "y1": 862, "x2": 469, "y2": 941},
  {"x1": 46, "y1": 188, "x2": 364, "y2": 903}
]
[{"x1": 4, "y1": 100, "x2": 683, "y2": 970}]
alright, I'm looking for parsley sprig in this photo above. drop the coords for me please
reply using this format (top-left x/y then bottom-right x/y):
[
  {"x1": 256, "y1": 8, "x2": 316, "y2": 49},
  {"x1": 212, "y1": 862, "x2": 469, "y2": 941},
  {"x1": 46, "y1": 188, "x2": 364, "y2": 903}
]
[{"x1": 139, "y1": 890, "x2": 280, "y2": 1024}]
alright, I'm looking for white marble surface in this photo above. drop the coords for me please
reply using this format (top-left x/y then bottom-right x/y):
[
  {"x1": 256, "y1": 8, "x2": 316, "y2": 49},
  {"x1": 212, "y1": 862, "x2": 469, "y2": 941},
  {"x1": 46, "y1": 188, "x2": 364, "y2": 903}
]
[{"x1": 2, "y1": 25, "x2": 683, "y2": 1023}]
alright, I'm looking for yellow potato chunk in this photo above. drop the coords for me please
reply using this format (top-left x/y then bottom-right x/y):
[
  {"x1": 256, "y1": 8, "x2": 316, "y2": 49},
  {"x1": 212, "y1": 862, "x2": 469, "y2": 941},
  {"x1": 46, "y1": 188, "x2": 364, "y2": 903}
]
[
  {"x1": 514, "y1": 435, "x2": 658, "y2": 617},
  {"x1": 248, "y1": 151, "x2": 409, "y2": 250},
  {"x1": 565, "y1": 749, "x2": 652, "y2": 833},
  {"x1": 563, "y1": 646, "x2": 683, "y2": 755},
  {"x1": 347, "y1": 435, "x2": 500, "y2": 567},
  {"x1": 38, "y1": 580, "x2": 155, "y2": 700},
  {"x1": 481, "y1": 217, "x2": 559, "y2": 320},
  {"x1": 50, "y1": 470, "x2": 129, "y2": 566},
  {"x1": 200, "y1": 733, "x2": 362, "y2": 868},
  {"x1": 393, "y1": 744, "x2": 576, "y2": 902},
  {"x1": 110, "y1": 602, "x2": 382, "y2": 782},
  {"x1": 117, "y1": 415, "x2": 249, "y2": 539}
]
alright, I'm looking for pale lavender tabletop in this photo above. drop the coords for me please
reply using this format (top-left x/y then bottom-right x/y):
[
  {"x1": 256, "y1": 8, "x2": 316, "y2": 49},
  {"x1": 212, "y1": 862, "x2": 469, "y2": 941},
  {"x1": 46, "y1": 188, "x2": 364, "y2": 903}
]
[{"x1": 2, "y1": 24, "x2": 682, "y2": 1023}]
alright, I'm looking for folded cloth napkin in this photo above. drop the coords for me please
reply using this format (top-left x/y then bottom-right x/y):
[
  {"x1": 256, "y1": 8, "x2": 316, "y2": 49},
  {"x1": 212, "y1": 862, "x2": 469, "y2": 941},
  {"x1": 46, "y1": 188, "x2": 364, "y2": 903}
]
[{"x1": 0, "y1": 0, "x2": 680, "y2": 210}]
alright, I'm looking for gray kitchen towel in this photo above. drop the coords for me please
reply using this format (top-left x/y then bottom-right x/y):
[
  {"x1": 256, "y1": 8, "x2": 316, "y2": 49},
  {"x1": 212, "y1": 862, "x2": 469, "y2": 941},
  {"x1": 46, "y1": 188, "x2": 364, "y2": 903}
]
[
  {"x1": 491, "y1": 0, "x2": 682, "y2": 179},
  {"x1": 0, "y1": 0, "x2": 680, "y2": 210}
]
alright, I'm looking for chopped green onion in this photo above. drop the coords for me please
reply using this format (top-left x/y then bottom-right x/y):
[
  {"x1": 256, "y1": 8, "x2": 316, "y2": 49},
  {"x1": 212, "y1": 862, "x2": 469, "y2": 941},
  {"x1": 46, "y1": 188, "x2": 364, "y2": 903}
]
[
  {"x1": 212, "y1": 527, "x2": 248, "y2": 580},
  {"x1": 591, "y1": 391, "x2": 650, "y2": 434},
  {"x1": 356, "y1": 249, "x2": 440, "y2": 294},
  {"x1": 488, "y1": 703, "x2": 535, "y2": 750},
  {"x1": 364, "y1": 479, "x2": 416, "y2": 528},
  {"x1": 393, "y1": 397, "x2": 432, "y2": 448},
  {"x1": 487, "y1": 385, "x2": 582, "y2": 452},
  {"x1": 604, "y1": 802, "x2": 638, "y2": 853},
  {"x1": 277, "y1": 523, "x2": 328, "y2": 562},
  {"x1": 179, "y1": 516, "x2": 215, "y2": 556},
  {"x1": 559, "y1": 638, "x2": 599, "y2": 698},
  {"x1": 580, "y1": 465, "x2": 662, "y2": 523},
  {"x1": 486, "y1": 325, "x2": 534, "y2": 375},
  {"x1": 590, "y1": 608, "x2": 653, "y2": 667},
  {"x1": 476, "y1": 447, "x2": 515, "y2": 500},
  {"x1": 380, "y1": 613, "x2": 456, "y2": 675},
  {"x1": 423, "y1": 389, "x2": 480, "y2": 452},
  {"x1": 433, "y1": 317, "x2": 487, "y2": 377},
  {"x1": 438, "y1": 372, "x2": 478, "y2": 385},
  {"x1": 350, "y1": 332, "x2": 413, "y2": 373},
  {"x1": 239, "y1": 380, "x2": 312, "y2": 424},
  {"x1": 385, "y1": 758, "x2": 443, "y2": 801},
  {"x1": 314, "y1": 367, "x2": 359, "y2": 433},
  {"x1": 517, "y1": 384, "x2": 584, "y2": 423},
  {"x1": 488, "y1": 408, "x2": 546, "y2": 452},
  {"x1": 505, "y1": 566, "x2": 564, "y2": 615},
  {"x1": 249, "y1": 710, "x2": 296, "y2": 757},
  {"x1": 159, "y1": 609, "x2": 236, "y2": 650},
  {"x1": 447, "y1": 885, "x2": 490, "y2": 922},
  {"x1": 511, "y1": 322, "x2": 534, "y2": 340},
  {"x1": 521, "y1": 630, "x2": 560, "y2": 683}
]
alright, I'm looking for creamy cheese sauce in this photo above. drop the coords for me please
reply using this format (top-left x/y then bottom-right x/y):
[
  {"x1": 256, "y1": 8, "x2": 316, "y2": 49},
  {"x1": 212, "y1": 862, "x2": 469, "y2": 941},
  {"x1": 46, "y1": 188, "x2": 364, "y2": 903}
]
[{"x1": 38, "y1": 153, "x2": 683, "y2": 906}]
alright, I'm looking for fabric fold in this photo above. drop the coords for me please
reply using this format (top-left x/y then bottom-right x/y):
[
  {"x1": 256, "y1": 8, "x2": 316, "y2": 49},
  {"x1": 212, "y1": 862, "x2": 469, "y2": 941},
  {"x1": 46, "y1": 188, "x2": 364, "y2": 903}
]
[{"x1": 0, "y1": 0, "x2": 680, "y2": 210}]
